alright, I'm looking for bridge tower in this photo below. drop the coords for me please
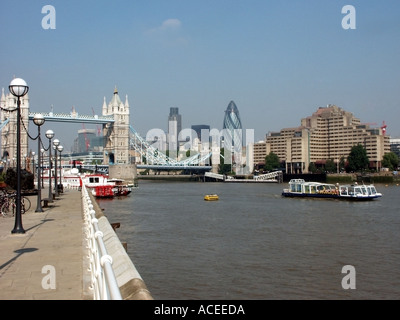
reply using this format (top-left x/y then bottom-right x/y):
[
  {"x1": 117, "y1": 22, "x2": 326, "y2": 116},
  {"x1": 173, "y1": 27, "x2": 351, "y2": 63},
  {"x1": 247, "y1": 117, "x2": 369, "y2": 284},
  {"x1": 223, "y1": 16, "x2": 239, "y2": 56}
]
[
  {"x1": 0, "y1": 87, "x2": 30, "y2": 167},
  {"x1": 102, "y1": 87, "x2": 130, "y2": 165}
]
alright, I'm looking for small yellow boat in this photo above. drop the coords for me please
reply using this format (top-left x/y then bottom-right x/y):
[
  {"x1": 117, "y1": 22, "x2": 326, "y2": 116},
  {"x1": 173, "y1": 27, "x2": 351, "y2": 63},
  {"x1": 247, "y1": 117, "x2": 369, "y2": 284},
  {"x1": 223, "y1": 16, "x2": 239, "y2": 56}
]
[{"x1": 204, "y1": 194, "x2": 219, "y2": 201}]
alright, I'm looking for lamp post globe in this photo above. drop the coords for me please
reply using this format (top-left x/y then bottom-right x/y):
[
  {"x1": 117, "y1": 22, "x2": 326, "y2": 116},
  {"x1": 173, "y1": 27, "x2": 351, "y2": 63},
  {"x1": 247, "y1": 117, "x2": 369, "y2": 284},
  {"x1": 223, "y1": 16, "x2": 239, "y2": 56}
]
[
  {"x1": 45, "y1": 130, "x2": 54, "y2": 140},
  {"x1": 33, "y1": 113, "x2": 45, "y2": 126},
  {"x1": 45, "y1": 130, "x2": 55, "y2": 202},
  {"x1": 33, "y1": 114, "x2": 46, "y2": 212},
  {"x1": 9, "y1": 78, "x2": 29, "y2": 234},
  {"x1": 9, "y1": 78, "x2": 29, "y2": 97}
]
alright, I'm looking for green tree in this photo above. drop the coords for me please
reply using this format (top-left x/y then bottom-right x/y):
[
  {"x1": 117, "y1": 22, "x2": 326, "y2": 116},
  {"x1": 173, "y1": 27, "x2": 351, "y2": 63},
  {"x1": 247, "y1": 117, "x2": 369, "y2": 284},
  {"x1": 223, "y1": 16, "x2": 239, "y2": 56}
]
[
  {"x1": 325, "y1": 159, "x2": 336, "y2": 173},
  {"x1": 347, "y1": 144, "x2": 369, "y2": 172},
  {"x1": 308, "y1": 162, "x2": 317, "y2": 173},
  {"x1": 382, "y1": 152, "x2": 399, "y2": 170},
  {"x1": 264, "y1": 152, "x2": 280, "y2": 171},
  {"x1": 218, "y1": 148, "x2": 232, "y2": 175},
  {"x1": 339, "y1": 156, "x2": 346, "y2": 172}
]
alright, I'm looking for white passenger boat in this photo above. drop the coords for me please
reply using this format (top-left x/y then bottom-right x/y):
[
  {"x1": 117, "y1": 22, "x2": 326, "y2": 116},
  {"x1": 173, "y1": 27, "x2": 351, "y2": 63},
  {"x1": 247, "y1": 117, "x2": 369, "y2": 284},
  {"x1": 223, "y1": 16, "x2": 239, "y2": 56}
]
[{"x1": 282, "y1": 179, "x2": 382, "y2": 200}]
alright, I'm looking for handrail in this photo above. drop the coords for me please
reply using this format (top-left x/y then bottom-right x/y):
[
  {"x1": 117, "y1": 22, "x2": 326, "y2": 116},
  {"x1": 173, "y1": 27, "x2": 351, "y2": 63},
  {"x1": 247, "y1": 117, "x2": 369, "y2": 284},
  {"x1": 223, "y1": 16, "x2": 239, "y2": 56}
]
[
  {"x1": 82, "y1": 185, "x2": 122, "y2": 300},
  {"x1": 254, "y1": 170, "x2": 283, "y2": 181}
]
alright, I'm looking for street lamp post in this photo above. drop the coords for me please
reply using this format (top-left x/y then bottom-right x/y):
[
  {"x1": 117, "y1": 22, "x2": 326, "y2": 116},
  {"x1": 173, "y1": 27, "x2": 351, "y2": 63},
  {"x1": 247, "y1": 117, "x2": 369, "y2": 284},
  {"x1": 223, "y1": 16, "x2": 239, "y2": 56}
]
[
  {"x1": 53, "y1": 139, "x2": 60, "y2": 196},
  {"x1": 9, "y1": 78, "x2": 29, "y2": 234},
  {"x1": 41, "y1": 148, "x2": 45, "y2": 188},
  {"x1": 31, "y1": 152, "x2": 35, "y2": 179},
  {"x1": 57, "y1": 145, "x2": 64, "y2": 193},
  {"x1": 33, "y1": 114, "x2": 45, "y2": 212},
  {"x1": 45, "y1": 130, "x2": 55, "y2": 202}
]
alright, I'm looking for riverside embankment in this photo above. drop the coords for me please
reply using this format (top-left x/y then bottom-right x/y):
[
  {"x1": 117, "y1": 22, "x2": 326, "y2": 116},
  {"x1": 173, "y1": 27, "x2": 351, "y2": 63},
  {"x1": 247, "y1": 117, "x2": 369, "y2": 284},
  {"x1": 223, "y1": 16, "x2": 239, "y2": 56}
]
[{"x1": 0, "y1": 187, "x2": 152, "y2": 300}]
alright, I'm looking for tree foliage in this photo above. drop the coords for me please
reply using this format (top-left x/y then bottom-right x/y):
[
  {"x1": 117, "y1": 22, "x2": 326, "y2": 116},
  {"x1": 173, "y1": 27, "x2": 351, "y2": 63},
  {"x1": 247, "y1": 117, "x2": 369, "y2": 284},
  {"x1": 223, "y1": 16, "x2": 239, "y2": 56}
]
[
  {"x1": 347, "y1": 144, "x2": 369, "y2": 172},
  {"x1": 5, "y1": 168, "x2": 34, "y2": 190},
  {"x1": 264, "y1": 152, "x2": 280, "y2": 171},
  {"x1": 218, "y1": 148, "x2": 232, "y2": 175},
  {"x1": 325, "y1": 159, "x2": 336, "y2": 173},
  {"x1": 308, "y1": 162, "x2": 317, "y2": 173},
  {"x1": 382, "y1": 152, "x2": 399, "y2": 170}
]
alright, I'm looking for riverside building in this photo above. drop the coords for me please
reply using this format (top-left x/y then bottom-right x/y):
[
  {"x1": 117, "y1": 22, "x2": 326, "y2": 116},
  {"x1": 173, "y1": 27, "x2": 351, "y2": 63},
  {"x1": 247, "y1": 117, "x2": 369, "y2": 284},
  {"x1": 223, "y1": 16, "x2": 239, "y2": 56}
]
[
  {"x1": 0, "y1": 87, "x2": 30, "y2": 164},
  {"x1": 102, "y1": 87, "x2": 130, "y2": 164},
  {"x1": 265, "y1": 105, "x2": 390, "y2": 174}
]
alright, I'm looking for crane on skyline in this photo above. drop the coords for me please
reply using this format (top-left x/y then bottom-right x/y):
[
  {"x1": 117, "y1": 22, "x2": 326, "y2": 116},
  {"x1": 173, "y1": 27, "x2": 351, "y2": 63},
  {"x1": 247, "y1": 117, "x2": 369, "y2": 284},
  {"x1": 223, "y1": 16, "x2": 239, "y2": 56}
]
[
  {"x1": 81, "y1": 123, "x2": 90, "y2": 152},
  {"x1": 381, "y1": 121, "x2": 387, "y2": 136}
]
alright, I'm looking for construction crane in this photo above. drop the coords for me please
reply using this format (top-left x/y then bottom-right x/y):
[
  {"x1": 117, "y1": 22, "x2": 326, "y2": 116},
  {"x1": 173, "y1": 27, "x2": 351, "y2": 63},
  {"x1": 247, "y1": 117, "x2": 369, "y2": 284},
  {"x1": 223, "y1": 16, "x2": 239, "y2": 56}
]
[
  {"x1": 82, "y1": 123, "x2": 90, "y2": 152},
  {"x1": 381, "y1": 121, "x2": 387, "y2": 136}
]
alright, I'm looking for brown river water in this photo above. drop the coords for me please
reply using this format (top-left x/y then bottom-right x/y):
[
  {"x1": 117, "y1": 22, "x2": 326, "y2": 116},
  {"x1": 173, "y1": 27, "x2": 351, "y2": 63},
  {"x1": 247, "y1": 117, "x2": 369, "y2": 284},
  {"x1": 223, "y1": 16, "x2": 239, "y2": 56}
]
[{"x1": 97, "y1": 180, "x2": 400, "y2": 300}]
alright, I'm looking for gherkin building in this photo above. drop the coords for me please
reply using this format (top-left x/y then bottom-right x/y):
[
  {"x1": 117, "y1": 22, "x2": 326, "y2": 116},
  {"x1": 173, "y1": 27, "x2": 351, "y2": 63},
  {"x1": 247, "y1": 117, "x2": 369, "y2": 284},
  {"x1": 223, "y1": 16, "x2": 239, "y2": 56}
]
[{"x1": 222, "y1": 100, "x2": 243, "y2": 151}]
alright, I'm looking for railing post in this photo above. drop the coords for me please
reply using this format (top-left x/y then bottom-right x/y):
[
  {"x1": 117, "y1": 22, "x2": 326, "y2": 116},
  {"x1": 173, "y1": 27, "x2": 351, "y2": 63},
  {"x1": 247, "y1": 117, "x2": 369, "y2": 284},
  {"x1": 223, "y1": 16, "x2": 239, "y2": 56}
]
[{"x1": 82, "y1": 185, "x2": 123, "y2": 300}]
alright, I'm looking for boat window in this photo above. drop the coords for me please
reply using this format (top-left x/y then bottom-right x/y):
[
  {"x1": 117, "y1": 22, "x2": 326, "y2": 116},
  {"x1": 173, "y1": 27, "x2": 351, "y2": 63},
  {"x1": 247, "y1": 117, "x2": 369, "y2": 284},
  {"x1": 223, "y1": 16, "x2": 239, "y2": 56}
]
[
  {"x1": 354, "y1": 187, "x2": 363, "y2": 195},
  {"x1": 311, "y1": 186, "x2": 316, "y2": 193},
  {"x1": 340, "y1": 187, "x2": 348, "y2": 195}
]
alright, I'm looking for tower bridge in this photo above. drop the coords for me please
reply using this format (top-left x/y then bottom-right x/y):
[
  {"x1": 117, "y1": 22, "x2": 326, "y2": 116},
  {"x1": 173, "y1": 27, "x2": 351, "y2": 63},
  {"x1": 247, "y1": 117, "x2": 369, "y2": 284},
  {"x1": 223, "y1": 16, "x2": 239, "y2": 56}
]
[
  {"x1": 28, "y1": 112, "x2": 115, "y2": 124},
  {"x1": 0, "y1": 87, "x2": 212, "y2": 171}
]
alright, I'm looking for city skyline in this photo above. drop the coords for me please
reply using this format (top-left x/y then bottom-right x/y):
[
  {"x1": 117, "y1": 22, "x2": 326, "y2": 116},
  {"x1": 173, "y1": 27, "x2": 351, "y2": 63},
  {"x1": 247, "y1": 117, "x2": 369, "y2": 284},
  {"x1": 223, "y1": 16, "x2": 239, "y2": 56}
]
[{"x1": 1, "y1": 0, "x2": 400, "y2": 152}]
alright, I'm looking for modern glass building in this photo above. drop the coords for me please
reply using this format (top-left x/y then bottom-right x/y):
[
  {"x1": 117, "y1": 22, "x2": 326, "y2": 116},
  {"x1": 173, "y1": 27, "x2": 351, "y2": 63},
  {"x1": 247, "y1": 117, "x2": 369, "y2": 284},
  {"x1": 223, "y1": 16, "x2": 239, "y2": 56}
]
[
  {"x1": 222, "y1": 100, "x2": 243, "y2": 151},
  {"x1": 191, "y1": 124, "x2": 210, "y2": 142},
  {"x1": 168, "y1": 107, "x2": 182, "y2": 153}
]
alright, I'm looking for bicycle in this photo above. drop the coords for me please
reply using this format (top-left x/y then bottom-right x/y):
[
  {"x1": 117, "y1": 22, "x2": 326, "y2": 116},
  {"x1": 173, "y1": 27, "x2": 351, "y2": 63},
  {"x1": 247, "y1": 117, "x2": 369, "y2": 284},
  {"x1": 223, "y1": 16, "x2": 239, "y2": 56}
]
[
  {"x1": 1, "y1": 192, "x2": 31, "y2": 217},
  {"x1": 0, "y1": 190, "x2": 10, "y2": 217}
]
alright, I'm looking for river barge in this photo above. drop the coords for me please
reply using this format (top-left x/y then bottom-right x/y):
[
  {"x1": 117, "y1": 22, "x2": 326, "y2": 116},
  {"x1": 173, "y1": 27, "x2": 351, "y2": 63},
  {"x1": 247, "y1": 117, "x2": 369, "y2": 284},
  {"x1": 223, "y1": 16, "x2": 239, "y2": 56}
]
[{"x1": 282, "y1": 179, "x2": 382, "y2": 201}]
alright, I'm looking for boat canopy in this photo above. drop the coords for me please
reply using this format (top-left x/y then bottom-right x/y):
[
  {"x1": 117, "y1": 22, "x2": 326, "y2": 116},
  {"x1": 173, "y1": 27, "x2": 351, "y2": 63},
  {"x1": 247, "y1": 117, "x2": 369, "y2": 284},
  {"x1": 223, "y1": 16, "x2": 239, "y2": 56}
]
[{"x1": 288, "y1": 179, "x2": 336, "y2": 193}]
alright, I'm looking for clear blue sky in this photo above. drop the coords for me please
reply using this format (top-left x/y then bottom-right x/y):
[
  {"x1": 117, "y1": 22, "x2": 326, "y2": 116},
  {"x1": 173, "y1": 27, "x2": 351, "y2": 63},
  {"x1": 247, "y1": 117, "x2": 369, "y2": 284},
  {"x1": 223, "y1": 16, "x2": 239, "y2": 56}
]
[{"x1": 1, "y1": 0, "x2": 400, "y2": 152}]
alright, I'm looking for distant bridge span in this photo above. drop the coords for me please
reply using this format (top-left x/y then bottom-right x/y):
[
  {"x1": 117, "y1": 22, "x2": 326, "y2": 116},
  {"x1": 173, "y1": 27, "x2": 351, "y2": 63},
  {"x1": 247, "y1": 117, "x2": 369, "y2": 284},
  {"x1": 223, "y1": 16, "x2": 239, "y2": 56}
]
[{"x1": 28, "y1": 112, "x2": 115, "y2": 124}]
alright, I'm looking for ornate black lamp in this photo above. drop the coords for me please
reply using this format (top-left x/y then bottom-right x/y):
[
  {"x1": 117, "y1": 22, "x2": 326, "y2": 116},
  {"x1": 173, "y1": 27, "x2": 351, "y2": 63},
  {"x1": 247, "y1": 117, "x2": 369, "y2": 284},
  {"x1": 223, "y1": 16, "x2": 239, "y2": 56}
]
[
  {"x1": 57, "y1": 145, "x2": 64, "y2": 193},
  {"x1": 33, "y1": 114, "x2": 45, "y2": 212},
  {"x1": 9, "y1": 78, "x2": 29, "y2": 234},
  {"x1": 45, "y1": 130, "x2": 55, "y2": 202},
  {"x1": 53, "y1": 139, "x2": 60, "y2": 196}
]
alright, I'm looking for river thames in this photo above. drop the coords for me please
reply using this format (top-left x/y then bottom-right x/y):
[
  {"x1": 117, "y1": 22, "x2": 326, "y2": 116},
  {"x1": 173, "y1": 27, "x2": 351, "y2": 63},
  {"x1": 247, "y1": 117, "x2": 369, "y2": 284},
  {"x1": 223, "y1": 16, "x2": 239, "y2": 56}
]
[{"x1": 97, "y1": 180, "x2": 400, "y2": 300}]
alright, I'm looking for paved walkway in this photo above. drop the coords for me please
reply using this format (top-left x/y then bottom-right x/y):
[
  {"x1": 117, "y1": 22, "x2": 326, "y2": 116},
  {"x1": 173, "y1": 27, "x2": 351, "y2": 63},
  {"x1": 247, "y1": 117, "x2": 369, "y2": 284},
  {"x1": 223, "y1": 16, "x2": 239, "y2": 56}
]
[{"x1": 0, "y1": 188, "x2": 92, "y2": 300}]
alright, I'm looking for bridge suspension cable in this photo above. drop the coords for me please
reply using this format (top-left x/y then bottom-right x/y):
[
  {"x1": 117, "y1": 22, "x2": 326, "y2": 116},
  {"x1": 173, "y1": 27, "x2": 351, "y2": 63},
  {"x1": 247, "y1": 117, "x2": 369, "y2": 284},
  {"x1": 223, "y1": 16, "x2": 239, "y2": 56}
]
[{"x1": 129, "y1": 125, "x2": 212, "y2": 167}]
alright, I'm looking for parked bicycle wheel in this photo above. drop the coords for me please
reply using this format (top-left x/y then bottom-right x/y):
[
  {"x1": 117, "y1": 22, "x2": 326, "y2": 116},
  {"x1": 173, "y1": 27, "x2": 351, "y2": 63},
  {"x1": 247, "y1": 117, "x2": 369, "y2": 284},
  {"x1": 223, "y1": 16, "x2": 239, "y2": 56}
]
[
  {"x1": 1, "y1": 201, "x2": 15, "y2": 217},
  {"x1": 22, "y1": 197, "x2": 31, "y2": 213}
]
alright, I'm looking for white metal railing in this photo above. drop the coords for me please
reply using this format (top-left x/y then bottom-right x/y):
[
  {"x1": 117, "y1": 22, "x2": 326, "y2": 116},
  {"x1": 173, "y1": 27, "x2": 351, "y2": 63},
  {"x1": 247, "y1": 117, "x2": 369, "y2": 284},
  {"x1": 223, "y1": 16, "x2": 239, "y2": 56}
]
[
  {"x1": 82, "y1": 185, "x2": 122, "y2": 300},
  {"x1": 204, "y1": 172, "x2": 225, "y2": 180},
  {"x1": 254, "y1": 170, "x2": 283, "y2": 181}
]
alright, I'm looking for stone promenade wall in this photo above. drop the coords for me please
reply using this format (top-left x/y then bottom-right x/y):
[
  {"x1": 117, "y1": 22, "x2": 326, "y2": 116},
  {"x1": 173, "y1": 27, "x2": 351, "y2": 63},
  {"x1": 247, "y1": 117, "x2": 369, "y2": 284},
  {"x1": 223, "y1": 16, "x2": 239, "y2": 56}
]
[{"x1": 89, "y1": 192, "x2": 153, "y2": 300}]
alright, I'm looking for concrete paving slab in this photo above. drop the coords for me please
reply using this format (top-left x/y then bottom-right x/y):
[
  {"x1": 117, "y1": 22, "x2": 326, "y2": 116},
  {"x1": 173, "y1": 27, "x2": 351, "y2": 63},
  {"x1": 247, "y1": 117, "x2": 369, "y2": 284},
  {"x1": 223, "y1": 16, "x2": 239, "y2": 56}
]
[{"x1": 0, "y1": 188, "x2": 92, "y2": 300}]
